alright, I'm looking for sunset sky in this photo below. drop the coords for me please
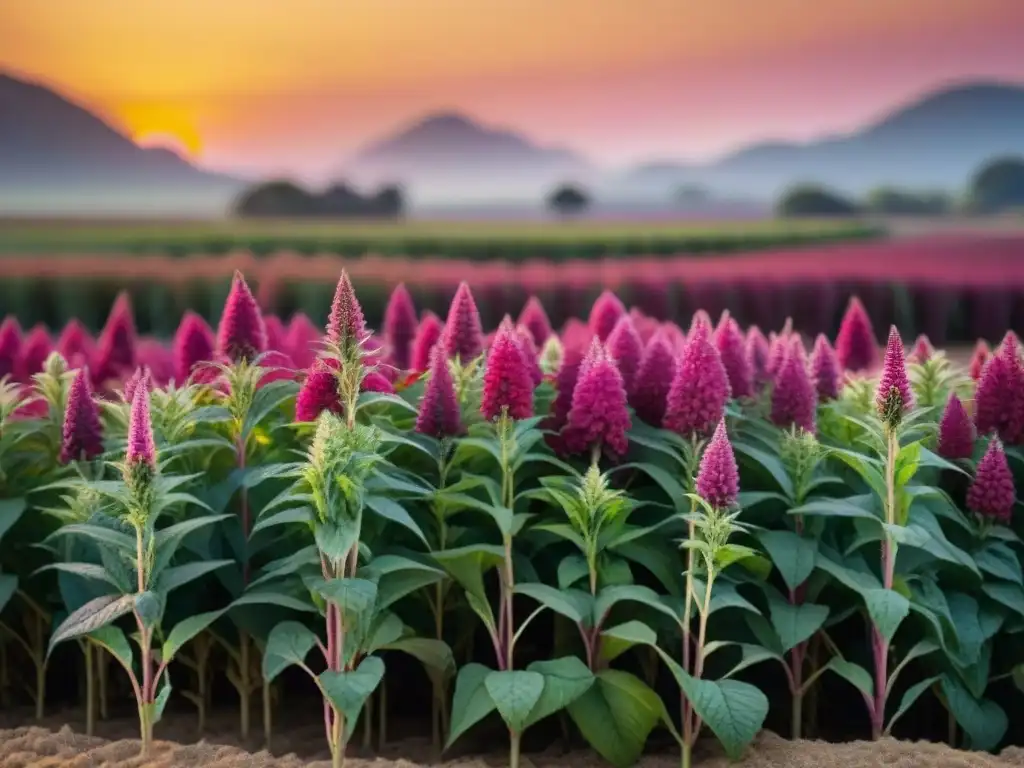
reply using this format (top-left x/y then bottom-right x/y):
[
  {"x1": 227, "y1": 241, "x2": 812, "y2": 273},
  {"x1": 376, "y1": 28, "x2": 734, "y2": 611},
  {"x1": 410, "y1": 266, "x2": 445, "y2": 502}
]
[{"x1": 3, "y1": 0, "x2": 1024, "y2": 180}]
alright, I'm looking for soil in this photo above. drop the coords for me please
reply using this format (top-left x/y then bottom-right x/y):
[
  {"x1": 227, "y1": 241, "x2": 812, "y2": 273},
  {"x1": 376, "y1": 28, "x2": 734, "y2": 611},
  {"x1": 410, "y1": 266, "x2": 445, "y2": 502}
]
[{"x1": 3, "y1": 718, "x2": 1024, "y2": 768}]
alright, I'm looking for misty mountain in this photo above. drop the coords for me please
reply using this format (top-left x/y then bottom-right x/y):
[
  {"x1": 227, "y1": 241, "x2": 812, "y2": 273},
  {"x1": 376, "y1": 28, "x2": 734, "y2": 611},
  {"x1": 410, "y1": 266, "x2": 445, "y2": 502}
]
[
  {"x1": 620, "y1": 81, "x2": 1024, "y2": 200},
  {"x1": 342, "y1": 112, "x2": 594, "y2": 203},
  {"x1": 0, "y1": 73, "x2": 244, "y2": 215}
]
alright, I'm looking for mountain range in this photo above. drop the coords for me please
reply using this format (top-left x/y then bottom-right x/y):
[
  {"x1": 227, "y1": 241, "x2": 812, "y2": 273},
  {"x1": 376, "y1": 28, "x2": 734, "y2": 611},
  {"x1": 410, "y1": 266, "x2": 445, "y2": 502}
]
[{"x1": 2, "y1": 70, "x2": 1024, "y2": 214}]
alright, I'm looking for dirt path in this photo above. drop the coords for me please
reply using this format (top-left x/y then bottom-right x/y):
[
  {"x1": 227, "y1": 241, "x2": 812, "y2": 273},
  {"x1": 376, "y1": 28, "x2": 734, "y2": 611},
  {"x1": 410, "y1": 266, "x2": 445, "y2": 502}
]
[{"x1": 3, "y1": 725, "x2": 1024, "y2": 768}]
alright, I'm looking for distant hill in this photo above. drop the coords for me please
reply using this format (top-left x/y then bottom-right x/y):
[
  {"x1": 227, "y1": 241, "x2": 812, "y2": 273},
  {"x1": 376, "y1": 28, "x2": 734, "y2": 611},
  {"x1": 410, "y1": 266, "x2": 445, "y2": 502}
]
[
  {"x1": 621, "y1": 81, "x2": 1024, "y2": 199},
  {"x1": 342, "y1": 112, "x2": 593, "y2": 203},
  {"x1": 0, "y1": 73, "x2": 244, "y2": 215}
]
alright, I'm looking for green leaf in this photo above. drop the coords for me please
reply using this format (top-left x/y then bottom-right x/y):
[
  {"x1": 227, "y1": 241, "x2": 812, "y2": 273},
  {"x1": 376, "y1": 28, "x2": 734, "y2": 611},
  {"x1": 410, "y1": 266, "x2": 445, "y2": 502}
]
[
  {"x1": 885, "y1": 675, "x2": 940, "y2": 735},
  {"x1": 515, "y1": 582, "x2": 588, "y2": 624},
  {"x1": 365, "y1": 496, "x2": 429, "y2": 546},
  {"x1": 0, "y1": 498, "x2": 27, "y2": 543},
  {"x1": 982, "y1": 581, "x2": 1024, "y2": 619},
  {"x1": 250, "y1": 506, "x2": 312, "y2": 535},
  {"x1": 161, "y1": 609, "x2": 225, "y2": 662},
  {"x1": 263, "y1": 620, "x2": 319, "y2": 682},
  {"x1": 600, "y1": 621, "x2": 658, "y2": 663},
  {"x1": 594, "y1": 584, "x2": 678, "y2": 627},
  {"x1": 484, "y1": 669, "x2": 545, "y2": 733},
  {"x1": 433, "y1": 545, "x2": 505, "y2": 629},
  {"x1": 0, "y1": 574, "x2": 17, "y2": 614},
  {"x1": 757, "y1": 530, "x2": 817, "y2": 593},
  {"x1": 615, "y1": 462, "x2": 690, "y2": 514},
  {"x1": 790, "y1": 498, "x2": 881, "y2": 522},
  {"x1": 733, "y1": 443, "x2": 795, "y2": 498},
  {"x1": 319, "y1": 655, "x2": 385, "y2": 740},
  {"x1": 370, "y1": 557, "x2": 446, "y2": 611},
  {"x1": 825, "y1": 657, "x2": 874, "y2": 699},
  {"x1": 447, "y1": 662, "x2": 498, "y2": 749},
  {"x1": 382, "y1": 637, "x2": 455, "y2": 677},
  {"x1": 768, "y1": 599, "x2": 829, "y2": 654},
  {"x1": 313, "y1": 578, "x2": 378, "y2": 618},
  {"x1": 242, "y1": 380, "x2": 299, "y2": 438},
  {"x1": 680, "y1": 676, "x2": 769, "y2": 760},
  {"x1": 34, "y1": 562, "x2": 122, "y2": 589},
  {"x1": 155, "y1": 560, "x2": 232, "y2": 594},
  {"x1": 152, "y1": 680, "x2": 172, "y2": 724},
  {"x1": 436, "y1": 491, "x2": 513, "y2": 536},
  {"x1": 524, "y1": 656, "x2": 595, "y2": 728},
  {"x1": 134, "y1": 591, "x2": 163, "y2": 630},
  {"x1": 828, "y1": 448, "x2": 887, "y2": 499},
  {"x1": 566, "y1": 670, "x2": 663, "y2": 768},
  {"x1": 863, "y1": 588, "x2": 910, "y2": 645},
  {"x1": 89, "y1": 625, "x2": 133, "y2": 672},
  {"x1": 231, "y1": 588, "x2": 316, "y2": 613},
  {"x1": 313, "y1": 519, "x2": 359, "y2": 564},
  {"x1": 941, "y1": 674, "x2": 1008, "y2": 752},
  {"x1": 49, "y1": 594, "x2": 135, "y2": 656},
  {"x1": 974, "y1": 544, "x2": 1022, "y2": 585},
  {"x1": 46, "y1": 523, "x2": 135, "y2": 554}
]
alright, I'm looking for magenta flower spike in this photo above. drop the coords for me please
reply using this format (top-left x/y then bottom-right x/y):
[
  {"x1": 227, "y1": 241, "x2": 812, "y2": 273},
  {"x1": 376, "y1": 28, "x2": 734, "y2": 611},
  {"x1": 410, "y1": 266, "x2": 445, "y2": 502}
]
[
  {"x1": 362, "y1": 370, "x2": 395, "y2": 394},
  {"x1": 564, "y1": 339, "x2": 631, "y2": 460},
  {"x1": 172, "y1": 311, "x2": 215, "y2": 384},
  {"x1": 0, "y1": 317, "x2": 21, "y2": 380},
  {"x1": 59, "y1": 367, "x2": 104, "y2": 465},
  {"x1": 588, "y1": 290, "x2": 626, "y2": 342},
  {"x1": 974, "y1": 338, "x2": 1024, "y2": 445},
  {"x1": 876, "y1": 325, "x2": 913, "y2": 426},
  {"x1": 383, "y1": 283, "x2": 418, "y2": 371},
  {"x1": 57, "y1": 320, "x2": 94, "y2": 366},
  {"x1": 416, "y1": 345, "x2": 462, "y2": 438},
  {"x1": 137, "y1": 341, "x2": 173, "y2": 388},
  {"x1": 546, "y1": 341, "x2": 588, "y2": 446},
  {"x1": 480, "y1": 326, "x2": 534, "y2": 421},
  {"x1": 518, "y1": 296, "x2": 553, "y2": 347},
  {"x1": 19, "y1": 325, "x2": 52, "y2": 379},
  {"x1": 629, "y1": 331, "x2": 677, "y2": 427},
  {"x1": 746, "y1": 326, "x2": 770, "y2": 387},
  {"x1": 765, "y1": 331, "x2": 789, "y2": 380},
  {"x1": 325, "y1": 270, "x2": 367, "y2": 351},
  {"x1": 217, "y1": 271, "x2": 267, "y2": 363},
  {"x1": 688, "y1": 310, "x2": 713, "y2": 340},
  {"x1": 515, "y1": 324, "x2": 544, "y2": 387},
  {"x1": 810, "y1": 333, "x2": 840, "y2": 401},
  {"x1": 910, "y1": 334, "x2": 934, "y2": 363},
  {"x1": 286, "y1": 313, "x2": 320, "y2": 370},
  {"x1": 607, "y1": 314, "x2": 644, "y2": 396},
  {"x1": 664, "y1": 323, "x2": 731, "y2": 440},
  {"x1": 714, "y1": 316, "x2": 753, "y2": 399},
  {"x1": 295, "y1": 360, "x2": 342, "y2": 423},
  {"x1": 937, "y1": 393, "x2": 975, "y2": 460},
  {"x1": 696, "y1": 419, "x2": 740, "y2": 509},
  {"x1": 411, "y1": 311, "x2": 445, "y2": 372},
  {"x1": 126, "y1": 384, "x2": 156, "y2": 469},
  {"x1": 263, "y1": 315, "x2": 287, "y2": 353},
  {"x1": 94, "y1": 293, "x2": 138, "y2": 382},
  {"x1": 442, "y1": 282, "x2": 484, "y2": 362},
  {"x1": 835, "y1": 296, "x2": 878, "y2": 372},
  {"x1": 969, "y1": 340, "x2": 991, "y2": 382},
  {"x1": 967, "y1": 439, "x2": 1016, "y2": 524},
  {"x1": 123, "y1": 366, "x2": 152, "y2": 404},
  {"x1": 771, "y1": 339, "x2": 818, "y2": 433}
]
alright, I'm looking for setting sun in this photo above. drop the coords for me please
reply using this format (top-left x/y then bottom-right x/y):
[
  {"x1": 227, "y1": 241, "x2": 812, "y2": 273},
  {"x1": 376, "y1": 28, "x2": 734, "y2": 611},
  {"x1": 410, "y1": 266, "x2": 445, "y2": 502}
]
[
  {"x1": 117, "y1": 104, "x2": 204, "y2": 159},
  {"x1": 134, "y1": 130, "x2": 201, "y2": 160}
]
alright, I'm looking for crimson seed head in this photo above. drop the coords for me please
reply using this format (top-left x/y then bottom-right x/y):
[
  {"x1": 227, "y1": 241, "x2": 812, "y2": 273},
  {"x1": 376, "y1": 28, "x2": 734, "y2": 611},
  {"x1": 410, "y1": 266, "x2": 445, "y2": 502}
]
[
  {"x1": 173, "y1": 311, "x2": 215, "y2": 384},
  {"x1": 59, "y1": 367, "x2": 104, "y2": 465},
  {"x1": 442, "y1": 282, "x2": 484, "y2": 362},
  {"x1": 515, "y1": 324, "x2": 544, "y2": 387},
  {"x1": 589, "y1": 290, "x2": 626, "y2": 342},
  {"x1": 810, "y1": 334, "x2": 840, "y2": 401},
  {"x1": 696, "y1": 419, "x2": 740, "y2": 509},
  {"x1": 714, "y1": 317, "x2": 753, "y2": 399},
  {"x1": 969, "y1": 340, "x2": 991, "y2": 381},
  {"x1": 688, "y1": 310, "x2": 713, "y2": 340},
  {"x1": 19, "y1": 325, "x2": 52, "y2": 379},
  {"x1": 416, "y1": 346, "x2": 462, "y2": 439},
  {"x1": 295, "y1": 360, "x2": 342, "y2": 422},
  {"x1": 57, "y1": 320, "x2": 93, "y2": 365},
  {"x1": 411, "y1": 311, "x2": 444, "y2": 372},
  {"x1": 563, "y1": 340, "x2": 631, "y2": 460},
  {"x1": 480, "y1": 326, "x2": 534, "y2": 421},
  {"x1": 876, "y1": 326, "x2": 913, "y2": 428},
  {"x1": 745, "y1": 326, "x2": 770, "y2": 387},
  {"x1": 835, "y1": 297, "x2": 877, "y2": 372},
  {"x1": 123, "y1": 366, "x2": 151, "y2": 404},
  {"x1": 771, "y1": 339, "x2": 818, "y2": 433},
  {"x1": 546, "y1": 340, "x2": 588, "y2": 446},
  {"x1": 518, "y1": 296, "x2": 552, "y2": 347},
  {"x1": 664, "y1": 323, "x2": 731, "y2": 440},
  {"x1": 937, "y1": 393, "x2": 975, "y2": 461},
  {"x1": 910, "y1": 334, "x2": 934, "y2": 363},
  {"x1": 629, "y1": 308, "x2": 660, "y2": 345},
  {"x1": 0, "y1": 317, "x2": 21, "y2": 380},
  {"x1": 263, "y1": 314, "x2": 286, "y2": 352},
  {"x1": 126, "y1": 384, "x2": 156, "y2": 469},
  {"x1": 974, "y1": 339, "x2": 1024, "y2": 445},
  {"x1": 361, "y1": 370, "x2": 394, "y2": 394},
  {"x1": 629, "y1": 331, "x2": 676, "y2": 427},
  {"x1": 607, "y1": 315, "x2": 644, "y2": 396},
  {"x1": 765, "y1": 331, "x2": 789, "y2": 379},
  {"x1": 967, "y1": 439, "x2": 1016, "y2": 524},
  {"x1": 217, "y1": 271, "x2": 267, "y2": 363},
  {"x1": 326, "y1": 270, "x2": 367, "y2": 354},
  {"x1": 383, "y1": 283, "x2": 418, "y2": 371},
  {"x1": 93, "y1": 293, "x2": 138, "y2": 382},
  {"x1": 286, "y1": 313, "x2": 320, "y2": 370}
]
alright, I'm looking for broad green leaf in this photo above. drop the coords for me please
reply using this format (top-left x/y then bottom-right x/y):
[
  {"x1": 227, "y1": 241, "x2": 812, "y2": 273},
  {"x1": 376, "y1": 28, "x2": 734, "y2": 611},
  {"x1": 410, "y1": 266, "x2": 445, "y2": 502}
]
[
  {"x1": 941, "y1": 674, "x2": 1008, "y2": 752},
  {"x1": 768, "y1": 599, "x2": 829, "y2": 654},
  {"x1": 250, "y1": 506, "x2": 312, "y2": 535},
  {"x1": 885, "y1": 675, "x2": 939, "y2": 735},
  {"x1": 594, "y1": 584, "x2": 678, "y2": 627},
  {"x1": 863, "y1": 588, "x2": 910, "y2": 645},
  {"x1": 365, "y1": 495, "x2": 429, "y2": 546},
  {"x1": 0, "y1": 498, "x2": 27, "y2": 543},
  {"x1": 313, "y1": 578, "x2": 378, "y2": 618},
  {"x1": 790, "y1": 498, "x2": 880, "y2": 522},
  {"x1": 524, "y1": 656, "x2": 595, "y2": 728},
  {"x1": 152, "y1": 680, "x2": 172, "y2": 724},
  {"x1": 382, "y1": 637, "x2": 455, "y2": 677},
  {"x1": 371, "y1": 560, "x2": 446, "y2": 611},
  {"x1": 982, "y1": 581, "x2": 1024, "y2": 619},
  {"x1": 600, "y1": 621, "x2": 658, "y2": 663},
  {"x1": 365, "y1": 612, "x2": 405, "y2": 653},
  {"x1": 231, "y1": 588, "x2": 317, "y2": 613},
  {"x1": 319, "y1": 655, "x2": 385, "y2": 739},
  {"x1": 242, "y1": 380, "x2": 299, "y2": 438},
  {"x1": 828, "y1": 447, "x2": 887, "y2": 499},
  {"x1": 615, "y1": 462, "x2": 690, "y2": 514},
  {"x1": 49, "y1": 594, "x2": 135, "y2": 656},
  {"x1": 485, "y1": 669, "x2": 545, "y2": 733},
  {"x1": 680, "y1": 676, "x2": 769, "y2": 760},
  {"x1": 89, "y1": 625, "x2": 133, "y2": 672},
  {"x1": 825, "y1": 657, "x2": 874, "y2": 699},
  {"x1": 733, "y1": 443, "x2": 795, "y2": 498},
  {"x1": 435, "y1": 492, "x2": 513, "y2": 536},
  {"x1": 566, "y1": 670, "x2": 663, "y2": 768},
  {"x1": 35, "y1": 562, "x2": 121, "y2": 589},
  {"x1": 155, "y1": 560, "x2": 232, "y2": 594},
  {"x1": 162, "y1": 609, "x2": 225, "y2": 662},
  {"x1": 447, "y1": 662, "x2": 498, "y2": 749},
  {"x1": 974, "y1": 544, "x2": 1022, "y2": 585},
  {"x1": 0, "y1": 574, "x2": 17, "y2": 614},
  {"x1": 135, "y1": 591, "x2": 163, "y2": 630},
  {"x1": 432, "y1": 544, "x2": 505, "y2": 628},
  {"x1": 757, "y1": 530, "x2": 817, "y2": 593},
  {"x1": 313, "y1": 519, "x2": 359, "y2": 564},
  {"x1": 723, "y1": 644, "x2": 782, "y2": 679},
  {"x1": 515, "y1": 582, "x2": 588, "y2": 624},
  {"x1": 263, "y1": 620, "x2": 319, "y2": 682},
  {"x1": 46, "y1": 523, "x2": 135, "y2": 554}
]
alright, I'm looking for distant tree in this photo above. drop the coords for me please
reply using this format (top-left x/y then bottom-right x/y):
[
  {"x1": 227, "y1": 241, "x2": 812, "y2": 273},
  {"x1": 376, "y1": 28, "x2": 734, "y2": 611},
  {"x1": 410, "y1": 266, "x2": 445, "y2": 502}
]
[
  {"x1": 234, "y1": 180, "x2": 318, "y2": 217},
  {"x1": 967, "y1": 156, "x2": 1024, "y2": 214},
  {"x1": 865, "y1": 187, "x2": 952, "y2": 216},
  {"x1": 676, "y1": 185, "x2": 710, "y2": 205},
  {"x1": 547, "y1": 184, "x2": 591, "y2": 217},
  {"x1": 776, "y1": 184, "x2": 859, "y2": 218},
  {"x1": 234, "y1": 179, "x2": 404, "y2": 219}
]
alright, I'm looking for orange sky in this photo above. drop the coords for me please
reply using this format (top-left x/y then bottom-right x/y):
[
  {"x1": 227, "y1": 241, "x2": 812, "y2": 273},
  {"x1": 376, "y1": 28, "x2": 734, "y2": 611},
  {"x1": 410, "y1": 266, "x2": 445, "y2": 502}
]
[{"x1": 3, "y1": 0, "x2": 1024, "y2": 178}]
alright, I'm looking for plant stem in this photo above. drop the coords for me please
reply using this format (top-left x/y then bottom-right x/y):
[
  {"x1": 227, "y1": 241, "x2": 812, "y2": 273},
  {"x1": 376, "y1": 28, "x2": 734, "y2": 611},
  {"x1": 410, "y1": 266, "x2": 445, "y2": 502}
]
[
  {"x1": 378, "y1": 677, "x2": 388, "y2": 751},
  {"x1": 790, "y1": 678, "x2": 803, "y2": 741},
  {"x1": 239, "y1": 631, "x2": 251, "y2": 740},
  {"x1": 509, "y1": 731, "x2": 522, "y2": 768},
  {"x1": 263, "y1": 679, "x2": 273, "y2": 750},
  {"x1": 98, "y1": 646, "x2": 109, "y2": 721},
  {"x1": 33, "y1": 613, "x2": 46, "y2": 720},
  {"x1": 680, "y1": 509, "x2": 697, "y2": 745},
  {"x1": 362, "y1": 694, "x2": 373, "y2": 749},
  {"x1": 871, "y1": 427, "x2": 899, "y2": 740},
  {"x1": 85, "y1": 641, "x2": 96, "y2": 736},
  {"x1": 0, "y1": 634, "x2": 8, "y2": 707},
  {"x1": 682, "y1": 740, "x2": 692, "y2": 768}
]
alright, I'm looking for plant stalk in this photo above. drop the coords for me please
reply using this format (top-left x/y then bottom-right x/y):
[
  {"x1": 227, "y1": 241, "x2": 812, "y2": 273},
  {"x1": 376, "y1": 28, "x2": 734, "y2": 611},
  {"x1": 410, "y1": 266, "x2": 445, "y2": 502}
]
[{"x1": 85, "y1": 641, "x2": 96, "y2": 736}]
